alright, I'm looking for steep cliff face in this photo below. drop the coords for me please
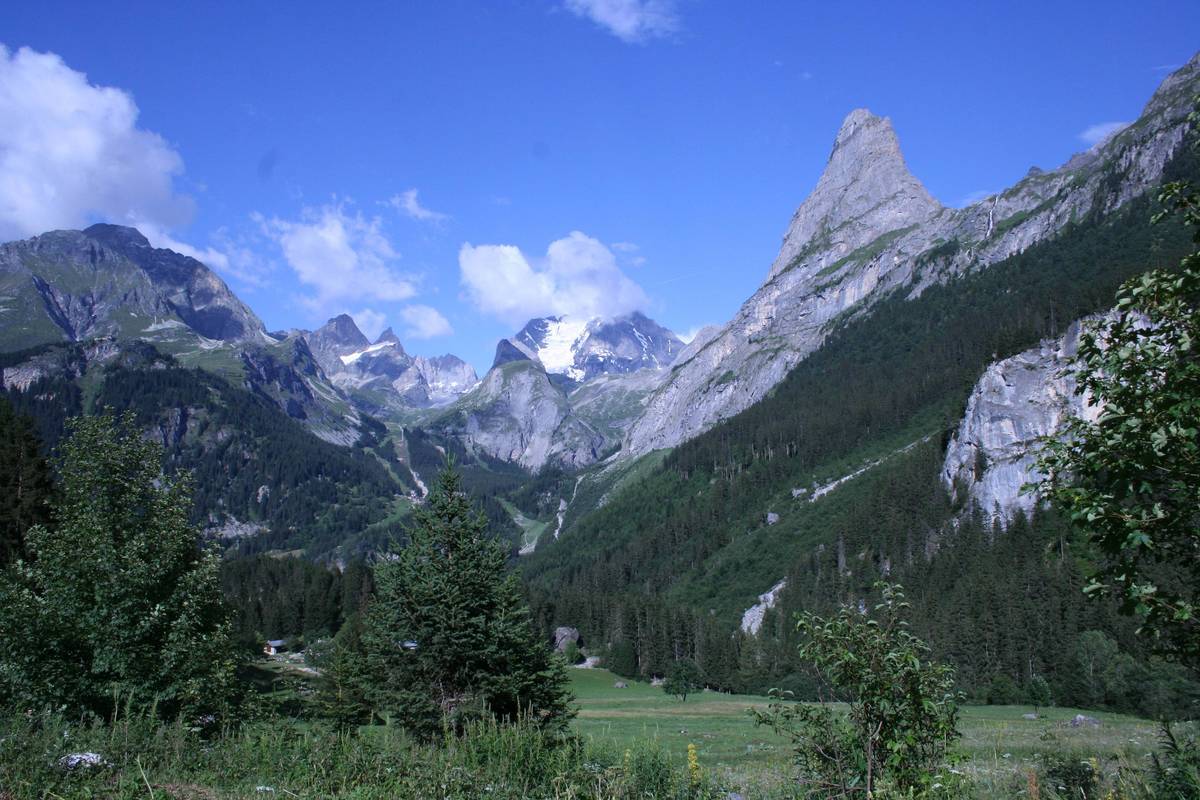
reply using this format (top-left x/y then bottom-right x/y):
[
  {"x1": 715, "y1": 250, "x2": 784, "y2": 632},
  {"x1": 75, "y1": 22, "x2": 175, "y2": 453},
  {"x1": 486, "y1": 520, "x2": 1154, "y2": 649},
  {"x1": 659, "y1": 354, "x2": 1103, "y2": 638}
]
[
  {"x1": 433, "y1": 360, "x2": 604, "y2": 470},
  {"x1": 941, "y1": 321, "x2": 1100, "y2": 521},
  {"x1": 767, "y1": 109, "x2": 942, "y2": 282},
  {"x1": 411, "y1": 354, "x2": 478, "y2": 405},
  {"x1": 305, "y1": 314, "x2": 373, "y2": 373},
  {"x1": 0, "y1": 224, "x2": 265, "y2": 351},
  {"x1": 624, "y1": 55, "x2": 1199, "y2": 457}
]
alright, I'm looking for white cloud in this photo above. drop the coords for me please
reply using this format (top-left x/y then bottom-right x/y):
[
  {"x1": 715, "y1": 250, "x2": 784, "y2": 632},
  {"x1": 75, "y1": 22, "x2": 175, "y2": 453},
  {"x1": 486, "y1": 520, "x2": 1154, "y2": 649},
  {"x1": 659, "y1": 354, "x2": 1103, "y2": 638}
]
[
  {"x1": 0, "y1": 45, "x2": 193, "y2": 241},
  {"x1": 261, "y1": 204, "x2": 415, "y2": 313},
  {"x1": 610, "y1": 240, "x2": 646, "y2": 266},
  {"x1": 351, "y1": 308, "x2": 387, "y2": 341},
  {"x1": 459, "y1": 231, "x2": 649, "y2": 325},
  {"x1": 1078, "y1": 121, "x2": 1130, "y2": 147},
  {"x1": 399, "y1": 304, "x2": 453, "y2": 339},
  {"x1": 564, "y1": 0, "x2": 678, "y2": 43},
  {"x1": 387, "y1": 188, "x2": 448, "y2": 223}
]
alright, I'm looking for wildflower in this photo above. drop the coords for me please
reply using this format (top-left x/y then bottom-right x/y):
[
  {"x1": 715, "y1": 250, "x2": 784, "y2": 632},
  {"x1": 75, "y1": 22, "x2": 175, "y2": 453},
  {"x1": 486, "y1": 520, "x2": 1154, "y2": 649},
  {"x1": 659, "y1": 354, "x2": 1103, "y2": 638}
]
[{"x1": 687, "y1": 742, "x2": 701, "y2": 786}]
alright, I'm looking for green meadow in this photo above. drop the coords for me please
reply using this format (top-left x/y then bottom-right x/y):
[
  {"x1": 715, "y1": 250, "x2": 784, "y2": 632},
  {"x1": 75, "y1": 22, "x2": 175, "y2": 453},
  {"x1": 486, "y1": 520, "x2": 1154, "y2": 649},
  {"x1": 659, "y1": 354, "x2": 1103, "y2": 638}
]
[{"x1": 568, "y1": 667, "x2": 1168, "y2": 796}]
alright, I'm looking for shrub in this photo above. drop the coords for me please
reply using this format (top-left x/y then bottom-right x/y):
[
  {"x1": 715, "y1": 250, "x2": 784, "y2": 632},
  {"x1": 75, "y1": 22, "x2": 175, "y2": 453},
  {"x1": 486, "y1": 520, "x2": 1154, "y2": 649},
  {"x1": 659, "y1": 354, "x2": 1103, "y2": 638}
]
[{"x1": 755, "y1": 582, "x2": 962, "y2": 798}]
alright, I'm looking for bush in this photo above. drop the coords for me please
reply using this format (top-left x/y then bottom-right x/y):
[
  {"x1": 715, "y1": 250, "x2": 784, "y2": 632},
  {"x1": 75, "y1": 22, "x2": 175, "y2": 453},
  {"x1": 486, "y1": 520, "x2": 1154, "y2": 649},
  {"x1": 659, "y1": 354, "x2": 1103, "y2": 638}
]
[
  {"x1": 1041, "y1": 752, "x2": 1098, "y2": 799},
  {"x1": 754, "y1": 583, "x2": 962, "y2": 798}
]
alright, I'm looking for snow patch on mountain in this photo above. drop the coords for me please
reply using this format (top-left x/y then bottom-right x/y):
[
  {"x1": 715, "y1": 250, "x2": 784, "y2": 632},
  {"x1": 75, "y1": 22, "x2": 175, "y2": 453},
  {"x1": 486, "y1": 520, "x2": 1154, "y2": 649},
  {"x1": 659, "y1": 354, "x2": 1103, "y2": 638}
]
[
  {"x1": 532, "y1": 317, "x2": 588, "y2": 378},
  {"x1": 339, "y1": 340, "x2": 399, "y2": 365}
]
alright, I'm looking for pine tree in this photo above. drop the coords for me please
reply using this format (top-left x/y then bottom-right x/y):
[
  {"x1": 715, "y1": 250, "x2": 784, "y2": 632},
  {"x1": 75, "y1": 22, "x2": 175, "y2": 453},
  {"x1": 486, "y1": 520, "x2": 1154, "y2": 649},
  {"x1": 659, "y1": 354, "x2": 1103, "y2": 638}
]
[
  {"x1": 0, "y1": 411, "x2": 236, "y2": 721},
  {"x1": 360, "y1": 463, "x2": 573, "y2": 738},
  {"x1": 314, "y1": 615, "x2": 372, "y2": 730}
]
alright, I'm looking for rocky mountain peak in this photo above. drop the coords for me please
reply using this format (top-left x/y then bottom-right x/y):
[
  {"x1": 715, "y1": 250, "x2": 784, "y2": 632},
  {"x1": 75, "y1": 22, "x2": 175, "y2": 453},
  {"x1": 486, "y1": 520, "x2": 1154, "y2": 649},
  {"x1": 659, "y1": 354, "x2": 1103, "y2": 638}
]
[
  {"x1": 375, "y1": 327, "x2": 401, "y2": 345},
  {"x1": 82, "y1": 223, "x2": 151, "y2": 249},
  {"x1": 767, "y1": 108, "x2": 941, "y2": 280},
  {"x1": 0, "y1": 224, "x2": 264, "y2": 347},
  {"x1": 1141, "y1": 52, "x2": 1200, "y2": 120},
  {"x1": 318, "y1": 314, "x2": 370, "y2": 349},
  {"x1": 490, "y1": 313, "x2": 682, "y2": 382}
]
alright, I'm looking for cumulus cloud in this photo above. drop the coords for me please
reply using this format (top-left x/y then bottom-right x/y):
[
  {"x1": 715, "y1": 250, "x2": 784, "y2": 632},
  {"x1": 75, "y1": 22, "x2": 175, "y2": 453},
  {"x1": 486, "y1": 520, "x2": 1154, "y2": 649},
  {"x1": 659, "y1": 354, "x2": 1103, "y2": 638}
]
[
  {"x1": 261, "y1": 204, "x2": 416, "y2": 312},
  {"x1": 564, "y1": 0, "x2": 678, "y2": 43},
  {"x1": 351, "y1": 308, "x2": 387, "y2": 341},
  {"x1": 0, "y1": 44, "x2": 193, "y2": 241},
  {"x1": 399, "y1": 304, "x2": 453, "y2": 339},
  {"x1": 459, "y1": 231, "x2": 649, "y2": 325},
  {"x1": 387, "y1": 189, "x2": 448, "y2": 223},
  {"x1": 1078, "y1": 121, "x2": 1130, "y2": 147}
]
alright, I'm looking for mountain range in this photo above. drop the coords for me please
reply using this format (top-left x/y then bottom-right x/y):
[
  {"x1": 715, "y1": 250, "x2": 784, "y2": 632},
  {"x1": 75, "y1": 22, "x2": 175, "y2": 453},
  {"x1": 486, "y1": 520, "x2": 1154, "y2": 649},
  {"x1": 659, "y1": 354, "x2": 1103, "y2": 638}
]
[{"x1": 1, "y1": 52, "x2": 1198, "y2": 697}]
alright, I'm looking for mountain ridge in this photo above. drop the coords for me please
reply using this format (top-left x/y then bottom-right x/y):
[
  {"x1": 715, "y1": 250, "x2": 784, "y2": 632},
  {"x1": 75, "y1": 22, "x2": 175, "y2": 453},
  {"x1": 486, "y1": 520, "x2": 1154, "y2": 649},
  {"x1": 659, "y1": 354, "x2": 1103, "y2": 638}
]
[{"x1": 622, "y1": 54, "x2": 1200, "y2": 457}]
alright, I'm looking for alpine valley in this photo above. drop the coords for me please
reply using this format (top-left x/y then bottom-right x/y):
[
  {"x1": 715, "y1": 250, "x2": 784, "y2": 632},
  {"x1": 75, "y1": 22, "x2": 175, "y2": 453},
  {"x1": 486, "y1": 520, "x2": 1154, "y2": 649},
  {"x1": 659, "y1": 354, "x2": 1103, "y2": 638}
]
[{"x1": 3, "y1": 53, "x2": 1199, "y2": 714}]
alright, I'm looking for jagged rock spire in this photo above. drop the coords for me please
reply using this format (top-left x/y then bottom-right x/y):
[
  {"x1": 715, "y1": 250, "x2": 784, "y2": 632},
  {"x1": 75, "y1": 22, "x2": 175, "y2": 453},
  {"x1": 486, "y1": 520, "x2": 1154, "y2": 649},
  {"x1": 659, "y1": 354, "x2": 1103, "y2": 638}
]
[{"x1": 767, "y1": 109, "x2": 941, "y2": 279}]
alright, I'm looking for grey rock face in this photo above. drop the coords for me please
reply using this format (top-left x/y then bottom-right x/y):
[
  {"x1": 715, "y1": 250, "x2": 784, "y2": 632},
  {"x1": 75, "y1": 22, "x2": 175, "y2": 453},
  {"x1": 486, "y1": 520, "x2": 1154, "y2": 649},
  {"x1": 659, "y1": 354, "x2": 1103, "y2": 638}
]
[
  {"x1": 572, "y1": 313, "x2": 684, "y2": 381},
  {"x1": 0, "y1": 224, "x2": 264, "y2": 351},
  {"x1": 412, "y1": 354, "x2": 479, "y2": 406},
  {"x1": 624, "y1": 56, "x2": 1199, "y2": 457},
  {"x1": 305, "y1": 314, "x2": 373, "y2": 374},
  {"x1": 433, "y1": 360, "x2": 604, "y2": 470},
  {"x1": 740, "y1": 579, "x2": 787, "y2": 635},
  {"x1": 438, "y1": 313, "x2": 679, "y2": 470},
  {"x1": 940, "y1": 321, "x2": 1099, "y2": 523},
  {"x1": 767, "y1": 109, "x2": 942, "y2": 282},
  {"x1": 302, "y1": 316, "x2": 476, "y2": 412},
  {"x1": 553, "y1": 626, "x2": 581, "y2": 652}
]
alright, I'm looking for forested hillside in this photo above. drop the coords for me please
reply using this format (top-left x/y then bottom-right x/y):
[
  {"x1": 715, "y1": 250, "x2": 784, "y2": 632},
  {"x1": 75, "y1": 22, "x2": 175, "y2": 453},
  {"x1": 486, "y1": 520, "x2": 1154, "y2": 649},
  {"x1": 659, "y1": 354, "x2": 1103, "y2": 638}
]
[
  {"x1": 521, "y1": 132, "x2": 1200, "y2": 717},
  {"x1": 0, "y1": 341, "x2": 406, "y2": 558}
]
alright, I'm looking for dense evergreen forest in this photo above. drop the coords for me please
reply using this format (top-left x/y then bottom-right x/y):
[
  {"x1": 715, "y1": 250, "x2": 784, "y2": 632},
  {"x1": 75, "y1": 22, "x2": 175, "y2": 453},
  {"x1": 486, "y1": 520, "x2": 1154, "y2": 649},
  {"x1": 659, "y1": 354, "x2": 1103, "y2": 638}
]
[
  {"x1": 521, "y1": 142, "x2": 1200, "y2": 718},
  {"x1": 219, "y1": 555, "x2": 375, "y2": 645},
  {"x1": 0, "y1": 341, "x2": 403, "y2": 558}
]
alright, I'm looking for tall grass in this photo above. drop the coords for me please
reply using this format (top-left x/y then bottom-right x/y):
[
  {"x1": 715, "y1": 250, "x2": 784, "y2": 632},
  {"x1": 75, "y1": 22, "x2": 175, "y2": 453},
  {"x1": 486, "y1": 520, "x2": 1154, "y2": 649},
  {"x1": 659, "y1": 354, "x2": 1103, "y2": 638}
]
[{"x1": 0, "y1": 710, "x2": 730, "y2": 799}]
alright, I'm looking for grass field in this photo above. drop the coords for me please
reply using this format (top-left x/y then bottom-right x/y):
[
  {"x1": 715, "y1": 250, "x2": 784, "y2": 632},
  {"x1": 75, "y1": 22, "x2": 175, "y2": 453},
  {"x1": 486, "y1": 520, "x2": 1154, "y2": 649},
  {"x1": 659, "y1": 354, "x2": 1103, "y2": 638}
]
[{"x1": 568, "y1": 667, "x2": 1166, "y2": 796}]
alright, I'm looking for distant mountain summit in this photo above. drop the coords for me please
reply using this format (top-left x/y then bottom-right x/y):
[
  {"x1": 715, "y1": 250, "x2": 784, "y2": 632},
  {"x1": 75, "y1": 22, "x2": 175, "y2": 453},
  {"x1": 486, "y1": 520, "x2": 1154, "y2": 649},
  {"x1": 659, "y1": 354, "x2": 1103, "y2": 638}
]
[
  {"x1": 432, "y1": 311, "x2": 682, "y2": 470},
  {"x1": 492, "y1": 312, "x2": 683, "y2": 383},
  {"x1": 767, "y1": 109, "x2": 941, "y2": 281},
  {"x1": 0, "y1": 223, "x2": 265, "y2": 351},
  {"x1": 302, "y1": 315, "x2": 476, "y2": 412}
]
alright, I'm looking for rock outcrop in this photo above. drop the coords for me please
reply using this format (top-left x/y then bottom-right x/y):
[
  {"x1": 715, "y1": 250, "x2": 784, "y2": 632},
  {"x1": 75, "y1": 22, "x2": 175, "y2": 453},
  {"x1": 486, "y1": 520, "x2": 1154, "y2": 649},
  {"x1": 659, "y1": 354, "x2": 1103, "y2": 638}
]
[
  {"x1": 623, "y1": 56, "x2": 1199, "y2": 457},
  {"x1": 941, "y1": 321, "x2": 1099, "y2": 522},
  {"x1": 740, "y1": 579, "x2": 787, "y2": 635}
]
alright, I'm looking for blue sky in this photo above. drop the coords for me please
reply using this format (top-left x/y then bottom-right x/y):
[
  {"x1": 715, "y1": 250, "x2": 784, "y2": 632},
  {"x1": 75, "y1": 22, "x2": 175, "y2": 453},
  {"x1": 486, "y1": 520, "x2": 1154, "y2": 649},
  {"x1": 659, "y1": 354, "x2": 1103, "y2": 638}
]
[{"x1": 2, "y1": 1, "x2": 1196, "y2": 372}]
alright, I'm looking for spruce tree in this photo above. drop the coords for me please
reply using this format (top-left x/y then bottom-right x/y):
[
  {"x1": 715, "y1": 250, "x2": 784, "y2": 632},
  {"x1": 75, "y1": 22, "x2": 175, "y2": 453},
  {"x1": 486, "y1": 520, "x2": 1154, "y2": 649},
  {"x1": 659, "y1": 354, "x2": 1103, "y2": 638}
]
[
  {"x1": 0, "y1": 411, "x2": 236, "y2": 721},
  {"x1": 360, "y1": 463, "x2": 573, "y2": 737}
]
